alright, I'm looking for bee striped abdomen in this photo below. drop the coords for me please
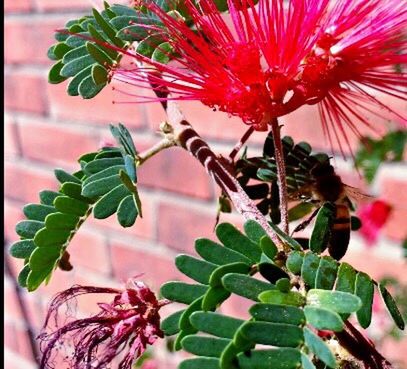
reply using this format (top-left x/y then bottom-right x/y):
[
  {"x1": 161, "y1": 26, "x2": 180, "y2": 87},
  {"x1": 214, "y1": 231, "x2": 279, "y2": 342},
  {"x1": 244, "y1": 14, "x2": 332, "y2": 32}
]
[{"x1": 328, "y1": 204, "x2": 351, "y2": 260}]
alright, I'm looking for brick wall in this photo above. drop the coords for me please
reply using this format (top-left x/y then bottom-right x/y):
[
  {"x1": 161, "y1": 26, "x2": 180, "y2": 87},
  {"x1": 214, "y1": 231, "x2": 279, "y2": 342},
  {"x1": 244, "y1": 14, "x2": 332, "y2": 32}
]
[{"x1": 4, "y1": 1, "x2": 407, "y2": 368}]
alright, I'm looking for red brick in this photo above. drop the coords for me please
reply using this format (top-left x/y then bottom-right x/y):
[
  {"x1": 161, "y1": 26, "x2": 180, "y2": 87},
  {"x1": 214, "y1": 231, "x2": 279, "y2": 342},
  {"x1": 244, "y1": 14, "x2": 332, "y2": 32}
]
[
  {"x1": 5, "y1": 162, "x2": 58, "y2": 203},
  {"x1": 380, "y1": 178, "x2": 407, "y2": 241},
  {"x1": 19, "y1": 120, "x2": 99, "y2": 167},
  {"x1": 158, "y1": 202, "x2": 215, "y2": 252},
  {"x1": 4, "y1": 279, "x2": 24, "y2": 322},
  {"x1": 5, "y1": 18, "x2": 62, "y2": 65},
  {"x1": 146, "y1": 101, "x2": 251, "y2": 143},
  {"x1": 35, "y1": 0, "x2": 91, "y2": 11},
  {"x1": 4, "y1": 0, "x2": 31, "y2": 13},
  {"x1": 4, "y1": 322, "x2": 19, "y2": 352},
  {"x1": 68, "y1": 229, "x2": 111, "y2": 275},
  {"x1": 5, "y1": 116, "x2": 20, "y2": 158},
  {"x1": 5, "y1": 72, "x2": 48, "y2": 115},
  {"x1": 139, "y1": 146, "x2": 214, "y2": 200},
  {"x1": 146, "y1": 92, "x2": 404, "y2": 156},
  {"x1": 4, "y1": 200, "x2": 24, "y2": 243},
  {"x1": 110, "y1": 240, "x2": 180, "y2": 289},
  {"x1": 47, "y1": 81, "x2": 146, "y2": 128}
]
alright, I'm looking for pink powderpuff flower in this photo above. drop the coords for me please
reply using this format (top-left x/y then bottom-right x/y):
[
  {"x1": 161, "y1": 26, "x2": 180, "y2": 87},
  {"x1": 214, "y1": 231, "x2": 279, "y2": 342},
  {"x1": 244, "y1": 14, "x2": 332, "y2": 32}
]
[
  {"x1": 357, "y1": 199, "x2": 392, "y2": 246},
  {"x1": 38, "y1": 279, "x2": 169, "y2": 369},
  {"x1": 103, "y1": 0, "x2": 406, "y2": 151}
]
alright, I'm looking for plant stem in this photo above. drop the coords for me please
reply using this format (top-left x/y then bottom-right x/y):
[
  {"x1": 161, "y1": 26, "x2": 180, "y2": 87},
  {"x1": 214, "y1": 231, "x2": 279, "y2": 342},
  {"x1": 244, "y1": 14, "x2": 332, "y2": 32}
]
[
  {"x1": 229, "y1": 126, "x2": 255, "y2": 161},
  {"x1": 270, "y1": 118, "x2": 289, "y2": 234},
  {"x1": 163, "y1": 102, "x2": 285, "y2": 249},
  {"x1": 136, "y1": 137, "x2": 176, "y2": 165}
]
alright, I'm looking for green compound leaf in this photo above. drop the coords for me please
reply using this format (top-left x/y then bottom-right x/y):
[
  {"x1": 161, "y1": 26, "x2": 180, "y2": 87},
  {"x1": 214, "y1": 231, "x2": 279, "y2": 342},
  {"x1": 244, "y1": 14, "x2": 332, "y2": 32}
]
[
  {"x1": 179, "y1": 357, "x2": 220, "y2": 369},
  {"x1": 222, "y1": 273, "x2": 275, "y2": 301},
  {"x1": 237, "y1": 348, "x2": 301, "y2": 369},
  {"x1": 286, "y1": 251, "x2": 304, "y2": 275},
  {"x1": 379, "y1": 283, "x2": 405, "y2": 330},
  {"x1": 160, "y1": 282, "x2": 207, "y2": 304},
  {"x1": 288, "y1": 202, "x2": 314, "y2": 222},
  {"x1": 175, "y1": 255, "x2": 217, "y2": 285},
  {"x1": 48, "y1": 61, "x2": 68, "y2": 84},
  {"x1": 243, "y1": 220, "x2": 268, "y2": 243},
  {"x1": 304, "y1": 306, "x2": 344, "y2": 331},
  {"x1": 303, "y1": 327, "x2": 336, "y2": 368},
  {"x1": 239, "y1": 322, "x2": 304, "y2": 347},
  {"x1": 161, "y1": 309, "x2": 184, "y2": 336},
  {"x1": 209, "y1": 263, "x2": 251, "y2": 288},
  {"x1": 306, "y1": 289, "x2": 362, "y2": 314},
  {"x1": 301, "y1": 353, "x2": 317, "y2": 369},
  {"x1": 258, "y1": 262, "x2": 289, "y2": 284},
  {"x1": 249, "y1": 303, "x2": 305, "y2": 325},
  {"x1": 216, "y1": 223, "x2": 262, "y2": 263},
  {"x1": 117, "y1": 195, "x2": 138, "y2": 227},
  {"x1": 259, "y1": 290, "x2": 305, "y2": 307},
  {"x1": 202, "y1": 286, "x2": 231, "y2": 311},
  {"x1": 309, "y1": 202, "x2": 335, "y2": 254},
  {"x1": 16, "y1": 220, "x2": 45, "y2": 238},
  {"x1": 45, "y1": 213, "x2": 80, "y2": 230},
  {"x1": 9, "y1": 240, "x2": 36, "y2": 259},
  {"x1": 301, "y1": 252, "x2": 320, "y2": 288},
  {"x1": 195, "y1": 238, "x2": 252, "y2": 266},
  {"x1": 54, "y1": 168, "x2": 81, "y2": 184},
  {"x1": 91, "y1": 64, "x2": 109, "y2": 85},
  {"x1": 9, "y1": 124, "x2": 142, "y2": 291},
  {"x1": 18, "y1": 264, "x2": 31, "y2": 288},
  {"x1": 182, "y1": 336, "x2": 230, "y2": 358},
  {"x1": 314, "y1": 256, "x2": 338, "y2": 290},
  {"x1": 39, "y1": 190, "x2": 60, "y2": 205},
  {"x1": 335, "y1": 262, "x2": 356, "y2": 294},
  {"x1": 92, "y1": 184, "x2": 131, "y2": 219},
  {"x1": 259, "y1": 236, "x2": 278, "y2": 260},
  {"x1": 151, "y1": 41, "x2": 175, "y2": 64},
  {"x1": 189, "y1": 312, "x2": 244, "y2": 339},
  {"x1": 355, "y1": 272, "x2": 374, "y2": 328},
  {"x1": 268, "y1": 222, "x2": 302, "y2": 250},
  {"x1": 82, "y1": 174, "x2": 123, "y2": 197}
]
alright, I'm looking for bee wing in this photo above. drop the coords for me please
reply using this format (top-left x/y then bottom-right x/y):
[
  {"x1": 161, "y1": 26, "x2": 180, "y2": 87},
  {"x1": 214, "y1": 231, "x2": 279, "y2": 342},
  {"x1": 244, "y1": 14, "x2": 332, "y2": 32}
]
[{"x1": 343, "y1": 184, "x2": 375, "y2": 203}]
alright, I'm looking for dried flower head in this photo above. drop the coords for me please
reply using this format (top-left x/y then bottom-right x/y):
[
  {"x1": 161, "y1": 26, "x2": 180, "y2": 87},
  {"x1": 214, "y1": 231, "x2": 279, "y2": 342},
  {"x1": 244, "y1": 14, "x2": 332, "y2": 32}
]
[
  {"x1": 38, "y1": 279, "x2": 168, "y2": 369},
  {"x1": 108, "y1": 0, "x2": 406, "y2": 150}
]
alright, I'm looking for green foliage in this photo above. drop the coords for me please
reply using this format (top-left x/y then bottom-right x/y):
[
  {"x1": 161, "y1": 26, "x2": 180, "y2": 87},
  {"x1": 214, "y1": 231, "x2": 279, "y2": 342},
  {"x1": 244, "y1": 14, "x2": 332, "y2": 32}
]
[
  {"x1": 47, "y1": 0, "x2": 255, "y2": 99},
  {"x1": 47, "y1": 2, "x2": 163, "y2": 98},
  {"x1": 234, "y1": 132, "x2": 330, "y2": 223},
  {"x1": 286, "y1": 250, "x2": 405, "y2": 330},
  {"x1": 355, "y1": 130, "x2": 406, "y2": 184},
  {"x1": 159, "y1": 220, "x2": 399, "y2": 369},
  {"x1": 9, "y1": 124, "x2": 141, "y2": 291}
]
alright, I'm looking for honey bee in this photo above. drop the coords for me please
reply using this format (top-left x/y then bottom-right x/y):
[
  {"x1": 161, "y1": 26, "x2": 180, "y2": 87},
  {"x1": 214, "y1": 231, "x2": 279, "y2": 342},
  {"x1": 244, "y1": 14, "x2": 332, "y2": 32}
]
[{"x1": 293, "y1": 161, "x2": 372, "y2": 260}]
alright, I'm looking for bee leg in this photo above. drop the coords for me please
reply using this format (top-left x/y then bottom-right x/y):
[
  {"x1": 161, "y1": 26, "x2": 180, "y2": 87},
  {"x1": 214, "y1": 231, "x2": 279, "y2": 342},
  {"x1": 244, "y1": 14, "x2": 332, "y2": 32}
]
[{"x1": 291, "y1": 207, "x2": 320, "y2": 235}]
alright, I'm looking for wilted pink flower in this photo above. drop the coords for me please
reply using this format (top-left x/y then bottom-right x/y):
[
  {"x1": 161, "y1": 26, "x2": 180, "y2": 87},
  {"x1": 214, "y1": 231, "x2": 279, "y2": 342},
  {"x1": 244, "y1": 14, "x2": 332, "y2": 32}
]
[
  {"x1": 102, "y1": 0, "x2": 406, "y2": 149},
  {"x1": 357, "y1": 200, "x2": 392, "y2": 246},
  {"x1": 38, "y1": 279, "x2": 169, "y2": 369}
]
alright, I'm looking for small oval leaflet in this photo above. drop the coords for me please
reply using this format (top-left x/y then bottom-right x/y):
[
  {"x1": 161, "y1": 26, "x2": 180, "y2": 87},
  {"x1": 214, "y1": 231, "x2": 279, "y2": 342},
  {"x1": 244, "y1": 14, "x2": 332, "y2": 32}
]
[
  {"x1": 303, "y1": 327, "x2": 336, "y2": 368},
  {"x1": 306, "y1": 289, "x2": 362, "y2": 314},
  {"x1": 304, "y1": 306, "x2": 344, "y2": 332}
]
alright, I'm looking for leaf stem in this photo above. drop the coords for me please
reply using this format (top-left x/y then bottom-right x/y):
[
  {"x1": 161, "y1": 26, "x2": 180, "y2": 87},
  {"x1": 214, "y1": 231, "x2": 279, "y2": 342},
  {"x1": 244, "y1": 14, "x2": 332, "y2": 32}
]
[
  {"x1": 270, "y1": 118, "x2": 289, "y2": 234},
  {"x1": 136, "y1": 135, "x2": 176, "y2": 165}
]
